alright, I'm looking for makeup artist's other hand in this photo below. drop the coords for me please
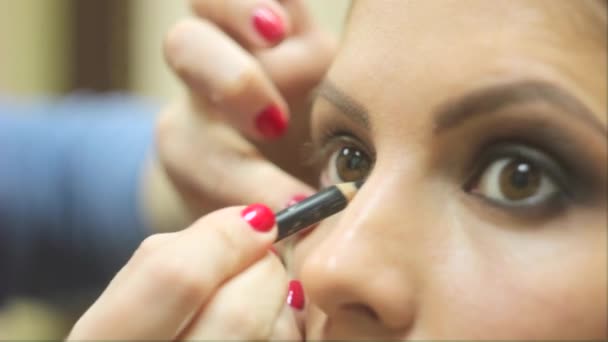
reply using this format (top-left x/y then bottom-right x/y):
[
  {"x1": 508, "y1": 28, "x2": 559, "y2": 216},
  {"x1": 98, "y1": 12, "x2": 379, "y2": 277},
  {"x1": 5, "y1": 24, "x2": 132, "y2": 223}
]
[
  {"x1": 68, "y1": 205, "x2": 301, "y2": 341},
  {"x1": 147, "y1": 0, "x2": 334, "y2": 230}
]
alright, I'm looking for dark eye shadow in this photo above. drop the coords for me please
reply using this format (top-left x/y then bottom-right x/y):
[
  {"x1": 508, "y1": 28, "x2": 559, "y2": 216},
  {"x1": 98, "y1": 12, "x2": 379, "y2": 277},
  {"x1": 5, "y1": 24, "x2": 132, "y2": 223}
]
[
  {"x1": 463, "y1": 121, "x2": 605, "y2": 205},
  {"x1": 466, "y1": 143, "x2": 572, "y2": 197}
]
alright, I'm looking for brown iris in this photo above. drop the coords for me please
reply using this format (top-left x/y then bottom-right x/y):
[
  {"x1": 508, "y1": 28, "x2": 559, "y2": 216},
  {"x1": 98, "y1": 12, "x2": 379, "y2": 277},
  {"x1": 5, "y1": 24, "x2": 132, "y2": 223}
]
[
  {"x1": 335, "y1": 146, "x2": 371, "y2": 182},
  {"x1": 499, "y1": 159, "x2": 541, "y2": 200}
]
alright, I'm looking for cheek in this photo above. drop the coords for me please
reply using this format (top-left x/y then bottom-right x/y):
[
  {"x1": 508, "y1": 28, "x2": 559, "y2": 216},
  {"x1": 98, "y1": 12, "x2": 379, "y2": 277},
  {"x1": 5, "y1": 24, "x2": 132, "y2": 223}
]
[{"x1": 423, "y1": 222, "x2": 607, "y2": 340}]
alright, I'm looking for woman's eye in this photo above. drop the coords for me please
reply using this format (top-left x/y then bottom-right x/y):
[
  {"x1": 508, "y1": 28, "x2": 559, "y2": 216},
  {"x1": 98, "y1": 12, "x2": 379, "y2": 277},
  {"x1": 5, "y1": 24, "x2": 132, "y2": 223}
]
[
  {"x1": 323, "y1": 145, "x2": 372, "y2": 183},
  {"x1": 469, "y1": 157, "x2": 560, "y2": 207}
]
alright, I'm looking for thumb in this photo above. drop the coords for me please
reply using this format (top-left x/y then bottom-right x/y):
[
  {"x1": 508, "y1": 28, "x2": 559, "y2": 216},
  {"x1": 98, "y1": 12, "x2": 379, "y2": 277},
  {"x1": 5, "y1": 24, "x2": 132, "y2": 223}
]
[{"x1": 254, "y1": 0, "x2": 336, "y2": 98}]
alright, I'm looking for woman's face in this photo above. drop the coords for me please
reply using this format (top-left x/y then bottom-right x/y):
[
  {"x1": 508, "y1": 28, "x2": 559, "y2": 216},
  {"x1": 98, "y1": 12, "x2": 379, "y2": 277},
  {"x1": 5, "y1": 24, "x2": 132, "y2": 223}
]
[{"x1": 288, "y1": 0, "x2": 607, "y2": 340}]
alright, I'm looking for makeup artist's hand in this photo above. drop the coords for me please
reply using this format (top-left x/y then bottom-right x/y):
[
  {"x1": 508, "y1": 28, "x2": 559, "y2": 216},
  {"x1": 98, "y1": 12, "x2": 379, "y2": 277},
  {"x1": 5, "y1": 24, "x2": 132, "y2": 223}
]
[
  {"x1": 145, "y1": 0, "x2": 335, "y2": 231},
  {"x1": 68, "y1": 205, "x2": 301, "y2": 341}
]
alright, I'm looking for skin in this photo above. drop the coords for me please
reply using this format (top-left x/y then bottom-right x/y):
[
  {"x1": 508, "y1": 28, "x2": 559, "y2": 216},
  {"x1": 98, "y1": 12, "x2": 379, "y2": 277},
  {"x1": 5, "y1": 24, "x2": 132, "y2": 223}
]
[
  {"x1": 70, "y1": 0, "x2": 326, "y2": 339},
  {"x1": 141, "y1": 0, "x2": 333, "y2": 232},
  {"x1": 292, "y1": 0, "x2": 607, "y2": 340},
  {"x1": 70, "y1": 0, "x2": 606, "y2": 340}
]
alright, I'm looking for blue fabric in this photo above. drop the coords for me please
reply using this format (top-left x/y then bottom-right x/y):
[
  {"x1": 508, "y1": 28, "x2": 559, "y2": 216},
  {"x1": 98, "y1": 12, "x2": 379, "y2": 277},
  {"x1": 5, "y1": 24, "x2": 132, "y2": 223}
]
[{"x1": 0, "y1": 94, "x2": 156, "y2": 304}]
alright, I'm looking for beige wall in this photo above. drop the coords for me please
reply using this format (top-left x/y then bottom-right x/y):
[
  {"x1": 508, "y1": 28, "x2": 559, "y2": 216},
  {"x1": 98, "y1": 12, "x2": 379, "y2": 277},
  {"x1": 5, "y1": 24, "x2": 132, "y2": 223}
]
[{"x1": 0, "y1": 0, "x2": 70, "y2": 96}]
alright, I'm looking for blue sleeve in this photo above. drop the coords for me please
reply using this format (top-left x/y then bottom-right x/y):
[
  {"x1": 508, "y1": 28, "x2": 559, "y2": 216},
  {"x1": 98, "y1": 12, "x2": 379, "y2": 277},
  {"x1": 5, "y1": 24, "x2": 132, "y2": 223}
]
[{"x1": 0, "y1": 94, "x2": 156, "y2": 304}]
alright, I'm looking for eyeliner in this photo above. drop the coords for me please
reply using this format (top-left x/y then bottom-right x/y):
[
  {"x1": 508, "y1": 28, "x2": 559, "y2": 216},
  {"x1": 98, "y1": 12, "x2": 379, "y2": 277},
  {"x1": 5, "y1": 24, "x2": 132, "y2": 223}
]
[{"x1": 275, "y1": 180, "x2": 364, "y2": 241}]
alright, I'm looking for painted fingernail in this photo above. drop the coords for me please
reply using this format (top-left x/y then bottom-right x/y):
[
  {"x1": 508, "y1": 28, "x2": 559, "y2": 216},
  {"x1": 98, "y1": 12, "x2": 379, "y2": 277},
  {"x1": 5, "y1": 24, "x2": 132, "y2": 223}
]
[
  {"x1": 241, "y1": 203, "x2": 275, "y2": 232},
  {"x1": 285, "y1": 194, "x2": 309, "y2": 208},
  {"x1": 255, "y1": 105, "x2": 287, "y2": 139},
  {"x1": 252, "y1": 7, "x2": 285, "y2": 43},
  {"x1": 287, "y1": 280, "x2": 305, "y2": 310}
]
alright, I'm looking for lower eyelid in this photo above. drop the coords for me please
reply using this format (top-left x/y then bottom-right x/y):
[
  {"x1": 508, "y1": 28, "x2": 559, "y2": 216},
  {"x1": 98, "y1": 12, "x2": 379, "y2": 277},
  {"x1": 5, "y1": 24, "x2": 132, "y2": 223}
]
[
  {"x1": 467, "y1": 190, "x2": 568, "y2": 222},
  {"x1": 462, "y1": 155, "x2": 573, "y2": 219}
]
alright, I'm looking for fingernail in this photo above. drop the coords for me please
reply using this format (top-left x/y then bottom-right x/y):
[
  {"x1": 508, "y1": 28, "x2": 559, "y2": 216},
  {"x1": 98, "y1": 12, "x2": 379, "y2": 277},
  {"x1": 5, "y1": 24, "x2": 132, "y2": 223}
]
[
  {"x1": 252, "y1": 7, "x2": 285, "y2": 43},
  {"x1": 241, "y1": 203, "x2": 275, "y2": 232},
  {"x1": 255, "y1": 105, "x2": 287, "y2": 139},
  {"x1": 285, "y1": 194, "x2": 309, "y2": 208},
  {"x1": 287, "y1": 280, "x2": 305, "y2": 310}
]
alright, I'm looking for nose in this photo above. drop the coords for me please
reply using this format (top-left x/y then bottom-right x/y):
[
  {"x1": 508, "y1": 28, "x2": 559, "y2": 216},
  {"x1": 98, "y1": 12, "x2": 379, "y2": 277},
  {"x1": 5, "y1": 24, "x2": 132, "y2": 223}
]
[{"x1": 300, "y1": 177, "x2": 422, "y2": 332}]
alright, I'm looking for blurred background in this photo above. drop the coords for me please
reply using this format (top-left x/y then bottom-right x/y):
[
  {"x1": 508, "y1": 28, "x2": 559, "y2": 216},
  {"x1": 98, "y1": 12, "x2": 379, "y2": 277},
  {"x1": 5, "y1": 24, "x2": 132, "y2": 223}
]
[
  {"x1": 0, "y1": 0, "x2": 349, "y2": 99},
  {"x1": 0, "y1": 0, "x2": 349, "y2": 339}
]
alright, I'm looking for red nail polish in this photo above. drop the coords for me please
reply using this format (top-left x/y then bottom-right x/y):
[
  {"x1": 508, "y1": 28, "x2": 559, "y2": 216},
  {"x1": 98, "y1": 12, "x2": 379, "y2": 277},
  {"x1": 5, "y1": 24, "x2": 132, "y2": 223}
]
[
  {"x1": 255, "y1": 105, "x2": 287, "y2": 139},
  {"x1": 241, "y1": 204, "x2": 275, "y2": 232},
  {"x1": 287, "y1": 280, "x2": 305, "y2": 310},
  {"x1": 285, "y1": 194, "x2": 308, "y2": 208},
  {"x1": 252, "y1": 7, "x2": 285, "y2": 43}
]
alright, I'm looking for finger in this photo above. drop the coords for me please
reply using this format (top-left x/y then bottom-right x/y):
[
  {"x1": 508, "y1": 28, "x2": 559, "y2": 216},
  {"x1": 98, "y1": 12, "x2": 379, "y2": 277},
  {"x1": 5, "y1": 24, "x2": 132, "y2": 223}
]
[
  {"x1": 210, "y1": 151, "x2": 315, "y2": 210},
  {"x1": 164, "y1": 18, "x2": 289, "y2": 140},
  {"x1": 157, "y1": 107, "x2": 314, "y2": 212},
  {"x1": 67, "y1": 233, "x2": 177, "y2": 340},
  {"x1": 256, "y1": 30, "x2": 336, "y2": 97},
  {"x1": 269, "y1": 301, "x2": 302, "y2": 341},
  {"x1": 252, "y1": 0, "x2": 335, "y2": 96},
  {"x1": 190, "y1": 0, "x2": 291, "y2": 49},
  {"x1": 181, "y1": 254, "x2": 289, "y2": 340},
  {"x1": 69, "y1": 205, "x2": 277, "y2": 340},
  {"x1": 281, "y1": 0, "x2": 314, "y2": 34}
]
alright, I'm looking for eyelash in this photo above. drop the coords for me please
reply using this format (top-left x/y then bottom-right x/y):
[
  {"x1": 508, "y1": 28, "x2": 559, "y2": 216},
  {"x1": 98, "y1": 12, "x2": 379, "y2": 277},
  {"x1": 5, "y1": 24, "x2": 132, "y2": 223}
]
[
  {"x1": 463, "y1": 142, "x2": 574, "y2": 214},
  {"x1": 310, "y1": 125, "x2": 579, "y2": 217},
  {"x1": 308, "y1": 127, "x2": 375, "y2": 183}
]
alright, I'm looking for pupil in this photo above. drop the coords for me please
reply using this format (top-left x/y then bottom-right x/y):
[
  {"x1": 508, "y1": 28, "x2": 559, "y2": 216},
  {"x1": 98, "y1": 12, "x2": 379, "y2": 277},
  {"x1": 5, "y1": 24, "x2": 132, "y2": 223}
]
[
  {"x1": 511, "y1": 163, "x2": 531, "y2": 188},
  {"x1": 347, "y1": 150, "x2": 362, "y2": 169}
]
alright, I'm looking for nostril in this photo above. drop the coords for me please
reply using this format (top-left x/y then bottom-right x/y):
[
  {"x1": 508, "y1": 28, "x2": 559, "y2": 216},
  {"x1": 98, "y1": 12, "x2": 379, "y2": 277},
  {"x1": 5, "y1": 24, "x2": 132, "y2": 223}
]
[{"x1": 342, "y1": 303, "x2": 380, "y2": 321}]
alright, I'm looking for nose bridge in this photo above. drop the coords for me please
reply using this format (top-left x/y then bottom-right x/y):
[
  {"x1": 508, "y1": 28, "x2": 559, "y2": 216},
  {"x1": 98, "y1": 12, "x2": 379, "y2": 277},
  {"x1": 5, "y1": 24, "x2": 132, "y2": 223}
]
[
  {"x1": 301, "y1": 175, "x2": 428, "y2": 330},
  {"x1": 329, "y1": 172, "x2": 430, "y2": 269}
]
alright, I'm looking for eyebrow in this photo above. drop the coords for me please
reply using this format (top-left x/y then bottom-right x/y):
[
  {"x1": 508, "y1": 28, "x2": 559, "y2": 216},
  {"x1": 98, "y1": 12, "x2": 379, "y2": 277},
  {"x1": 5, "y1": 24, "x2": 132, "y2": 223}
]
[
  {"x1": 317, "y1": 79, "x2": 606, "y2": 137},
  {"x1": 434, "y1": 80, "x2": 606, "y2": 136},
  {"x1": 315, "y1": 79, "x2": 371, "y2": 129}
]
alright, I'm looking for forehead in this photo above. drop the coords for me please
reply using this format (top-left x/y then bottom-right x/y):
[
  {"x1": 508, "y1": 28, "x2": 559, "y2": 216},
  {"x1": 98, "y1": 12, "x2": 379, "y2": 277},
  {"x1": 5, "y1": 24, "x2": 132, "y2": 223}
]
[{"x1": 329, "y1": 0, "x2": 606, "y2": 123}]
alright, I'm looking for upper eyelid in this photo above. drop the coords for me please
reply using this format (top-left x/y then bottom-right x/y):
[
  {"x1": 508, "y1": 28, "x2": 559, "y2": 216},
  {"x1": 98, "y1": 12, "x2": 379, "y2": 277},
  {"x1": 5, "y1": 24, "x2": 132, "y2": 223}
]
[
  {"x1": 321, "y1": 132, "x2": 374, "y2": 158},
  {"x1": 314, "y1": 80, "x2": 371, "y2": 130},
  {"x1": 433, "y1": 80, "x2": 606, "y2": 137},
  {"x1": 307, "y1": 131, "x2": 375, "y2": 169},
  {"x1": 467, "y1": 143, "x2": 574, "y2": 198}
]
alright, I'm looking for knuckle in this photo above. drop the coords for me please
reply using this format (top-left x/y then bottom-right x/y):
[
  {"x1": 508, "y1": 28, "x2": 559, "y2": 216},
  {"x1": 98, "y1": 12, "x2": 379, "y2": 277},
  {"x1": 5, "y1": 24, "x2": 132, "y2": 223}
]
[
  {"x1": 315, "y1": 32, "x2": 337, "y2": 64},
  {"x1": 155, "y1": 108, "x2": 176, "y2": 146},
  {"x1": 190, "y1": 0, "x2": 226, "y2": 23},
  {"x1": 212, "y1": 222, "x2": 243, "y2": 259},
  {"x1": 163, "y1": 19, "x2": 199, "y2": 74},
  {"x1": 146, "y1": 257, "x2": 209, "y2": 302},
  {"x1": 134, "y1": 234, "x2": 168, "y2": 259},
  {"x1": 153, "y1": 103, "x2": 191, "y2": 168},
  {"x1": 212, "y1": 61, "x2": 263, "y2": 104},
  {"x1": 189, "y1": 0, "x2": 208, "y2": 15}
]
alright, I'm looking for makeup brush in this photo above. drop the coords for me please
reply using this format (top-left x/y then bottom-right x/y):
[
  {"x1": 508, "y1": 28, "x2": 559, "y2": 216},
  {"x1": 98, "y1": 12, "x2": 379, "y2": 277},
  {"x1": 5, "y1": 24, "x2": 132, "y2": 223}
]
[{"x1": 275, "y1": 180, "x2": 364, "y2": 241}]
